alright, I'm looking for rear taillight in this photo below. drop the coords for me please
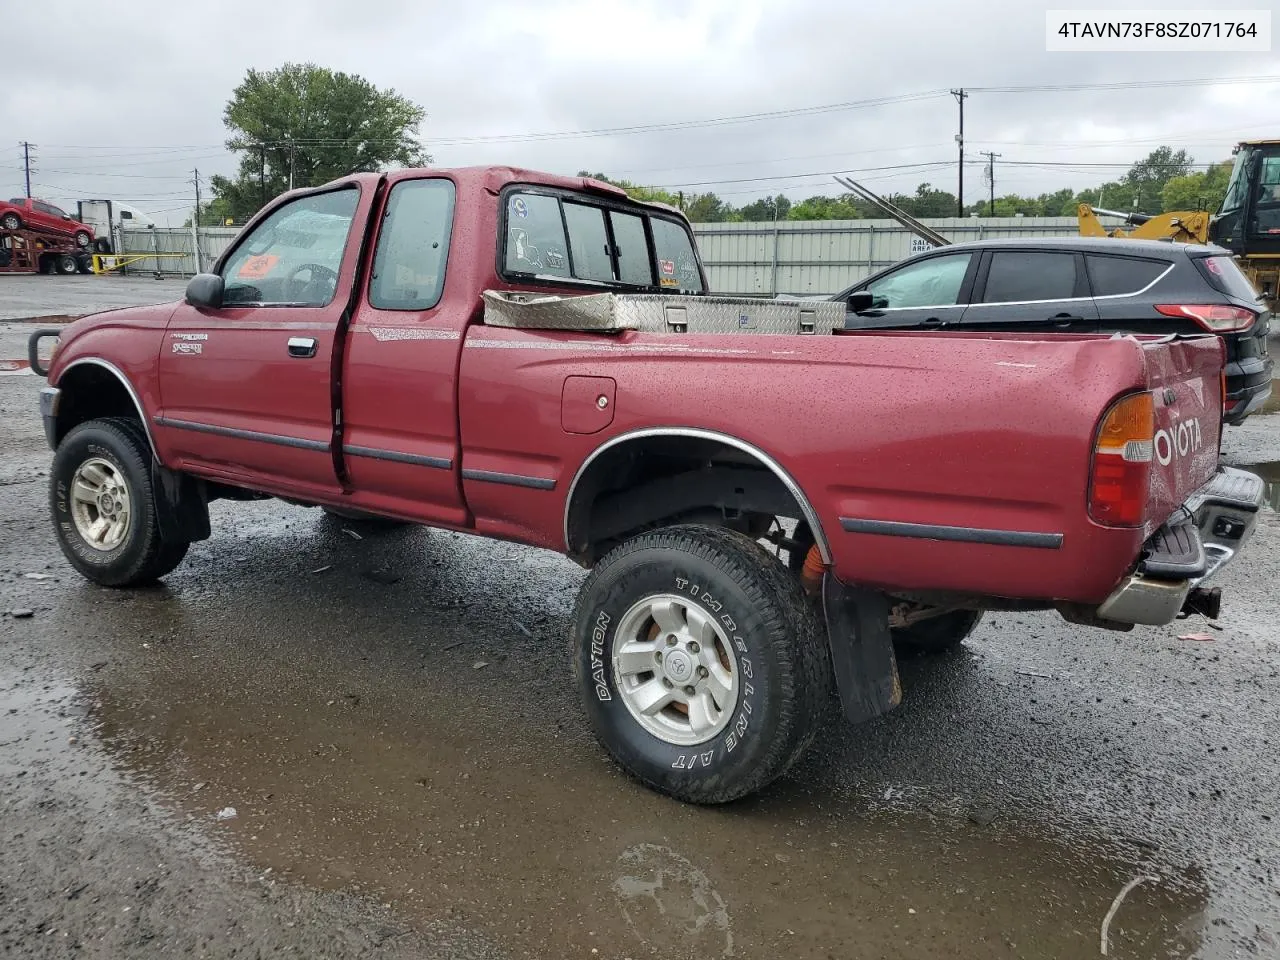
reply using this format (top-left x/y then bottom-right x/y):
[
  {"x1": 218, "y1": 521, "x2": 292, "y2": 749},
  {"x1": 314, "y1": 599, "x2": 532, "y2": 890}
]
[
  {"x1": 1090, "y1": 391, "x2": 1155, "y2": 528},
  {"x1": 1154, "y1": 303, "x2": 1256, "y2": 332}
]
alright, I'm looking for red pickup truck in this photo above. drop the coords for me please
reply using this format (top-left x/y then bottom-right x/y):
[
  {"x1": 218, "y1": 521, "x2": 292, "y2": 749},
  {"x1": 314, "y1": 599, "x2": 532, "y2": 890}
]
[
  {"x1": 1, "y1": 197, "x2": 96, "y2": 248},
  {"x1": 28, "y1": 166, "x2": 1265, "y2": 804}
]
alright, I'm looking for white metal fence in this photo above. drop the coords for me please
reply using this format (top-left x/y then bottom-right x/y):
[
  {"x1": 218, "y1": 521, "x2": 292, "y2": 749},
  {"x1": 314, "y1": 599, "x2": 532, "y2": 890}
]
[
  {"x1": 691, "y1": 216, "x2": 1125, "y2": 297},
  {"x1": 116, "y1": 215, "x2": 1120, "y2": 294},
  {"x1": 116, "y1": 226, "x2": 239, "y2": 277}
]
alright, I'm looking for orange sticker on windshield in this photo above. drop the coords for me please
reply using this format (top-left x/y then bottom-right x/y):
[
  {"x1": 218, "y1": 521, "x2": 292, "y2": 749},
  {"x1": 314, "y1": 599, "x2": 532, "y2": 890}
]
[{"x1": 237, "y1": 254, "x2": 279, "y2": 279}]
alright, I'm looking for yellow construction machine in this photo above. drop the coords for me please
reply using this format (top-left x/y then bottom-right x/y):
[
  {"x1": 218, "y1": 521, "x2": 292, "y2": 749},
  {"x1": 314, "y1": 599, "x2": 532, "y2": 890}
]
[{"x1": 1078, "y1": 139, "x2": 1280, "y2": 300}]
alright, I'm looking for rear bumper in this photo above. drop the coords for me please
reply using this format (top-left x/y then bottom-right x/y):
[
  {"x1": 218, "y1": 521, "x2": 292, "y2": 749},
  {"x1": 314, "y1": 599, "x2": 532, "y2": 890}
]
[
  {"x1": 1096, "y1": 467, "x2": 1265, "y2": 626},
  {"x1": 1223, "y1": 356, "x2": 1273, "y2": 424}
]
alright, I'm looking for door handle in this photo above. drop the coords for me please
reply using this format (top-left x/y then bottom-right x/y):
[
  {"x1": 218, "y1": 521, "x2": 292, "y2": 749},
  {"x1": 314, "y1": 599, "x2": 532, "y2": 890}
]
[
  {"x1": 287, "y1": 337, "x2": 317, "y2": 358},
  {"x1": 1048, "y1": 313, "x2": 1084, "y2": 325}
]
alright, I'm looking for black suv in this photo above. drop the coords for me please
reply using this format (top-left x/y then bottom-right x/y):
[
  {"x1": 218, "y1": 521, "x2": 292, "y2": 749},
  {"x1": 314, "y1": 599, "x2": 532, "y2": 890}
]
[{"x1": 835, "y1": 237, "x2": 1272, "y2": 424}]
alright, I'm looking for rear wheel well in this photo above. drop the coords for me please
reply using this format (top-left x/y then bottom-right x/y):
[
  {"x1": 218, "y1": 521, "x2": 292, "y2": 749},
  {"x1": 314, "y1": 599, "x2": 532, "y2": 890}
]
[
  {"x1": 54, "y1": 365, "x2": 147, "y2": 450},
  {"x1": 565, "y1": 435, "x2": 818, "y2": 566}
]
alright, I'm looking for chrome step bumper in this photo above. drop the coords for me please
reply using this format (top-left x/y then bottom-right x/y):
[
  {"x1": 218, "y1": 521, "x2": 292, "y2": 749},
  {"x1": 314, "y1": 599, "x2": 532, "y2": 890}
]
[{"x1": 1097, "y1": 467, "x2": 1265, "y2": 626}]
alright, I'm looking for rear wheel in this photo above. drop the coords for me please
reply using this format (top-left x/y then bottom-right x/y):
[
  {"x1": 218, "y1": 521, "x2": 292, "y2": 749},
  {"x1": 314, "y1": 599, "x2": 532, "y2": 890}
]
[
  {"x1": 55, "y1": 254, "x2": 78, "y2": 275},
  {"x1": 50, "y1": 418, "x2": 189, "y2": 587},
  {"x1": 572, "y1": 524, "x2": 829, "y2": 804},
  {"x1": 1, "y1": 212, "x2": 20, "y2": 231}
]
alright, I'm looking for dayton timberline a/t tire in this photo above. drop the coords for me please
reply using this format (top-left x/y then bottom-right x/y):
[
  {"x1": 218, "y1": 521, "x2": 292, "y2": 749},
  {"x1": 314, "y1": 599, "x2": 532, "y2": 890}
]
[
  {"x1": 572, "y1": 524, "x2": 830, "y2": 804},
  {"x1": 50, "y1": 418, "x2": 188, "y2": 587}
]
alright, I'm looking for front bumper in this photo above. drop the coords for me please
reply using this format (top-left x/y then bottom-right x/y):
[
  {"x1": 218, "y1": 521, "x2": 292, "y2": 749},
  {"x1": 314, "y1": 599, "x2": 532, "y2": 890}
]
[{"x1": 1097, "y1": 467, "x2": 1265, "y2": 626}]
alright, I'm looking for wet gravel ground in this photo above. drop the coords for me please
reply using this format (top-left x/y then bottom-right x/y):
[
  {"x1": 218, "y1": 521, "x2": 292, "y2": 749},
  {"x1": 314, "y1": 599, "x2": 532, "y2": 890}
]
[{"x1": 1, "y1": 321, "x2": 1278, "y2": 959}]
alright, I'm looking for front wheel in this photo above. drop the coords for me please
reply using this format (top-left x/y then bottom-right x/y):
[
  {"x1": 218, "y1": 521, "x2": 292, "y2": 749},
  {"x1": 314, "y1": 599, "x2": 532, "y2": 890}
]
[
  {"x1": 572, "y1": 524, "x2": 830, "y2": 804},
  {"x1": 74, "y1": 230, "x2": 92, "y2": 248},
  {"x1": 50, "y1": 418, "x2": 189, "y2": 587}
]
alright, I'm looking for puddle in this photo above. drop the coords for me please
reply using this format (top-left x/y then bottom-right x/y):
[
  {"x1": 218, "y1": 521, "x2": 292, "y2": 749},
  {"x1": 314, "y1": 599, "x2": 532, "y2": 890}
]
[{"x1": 78, "y1": 628, "x2": 1215, "y2": 960}]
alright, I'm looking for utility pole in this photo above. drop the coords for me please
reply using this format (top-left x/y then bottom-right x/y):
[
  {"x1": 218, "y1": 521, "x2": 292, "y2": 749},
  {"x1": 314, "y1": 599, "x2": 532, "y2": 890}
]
[
  {"x1": 288, "y1": 139, "x2": 296, "y2": 191},
  {"x1": 981, "y1": 151, "x2": 1000, "y2": 216},
  {"x1": 951, "y1": 89, "x2": 967, "y2": 216},
  {"x1": 259, "y1": 143, "x2": 266, "y2": 209},
  {"x1": 191, "y1": 168, "x2": 202, "y2": 275},
  {"x1": 20, "y1": 141, "x2": 35, "y2": 198}
]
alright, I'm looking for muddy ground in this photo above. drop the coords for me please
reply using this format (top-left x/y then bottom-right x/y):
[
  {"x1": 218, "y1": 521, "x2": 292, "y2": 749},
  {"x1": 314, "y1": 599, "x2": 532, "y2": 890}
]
[{"x1": 1, "y1": 318, "x2": 1278, "y2": 959}]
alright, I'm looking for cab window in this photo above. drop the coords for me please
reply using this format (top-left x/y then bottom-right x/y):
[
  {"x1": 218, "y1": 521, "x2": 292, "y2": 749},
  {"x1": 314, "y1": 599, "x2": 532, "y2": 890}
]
[
  {"x1": 501, "y1": 189, "x2": 702, "y2": 292},
  {"x1": 221, "y1": 188, "x2": 359, "y2": 307},
  {"x1": 864, "y1": 253, "x2": 972, "y2": 309},
  {"x1": 368, "y1": 179, "x2": 455, "y2": 311}
]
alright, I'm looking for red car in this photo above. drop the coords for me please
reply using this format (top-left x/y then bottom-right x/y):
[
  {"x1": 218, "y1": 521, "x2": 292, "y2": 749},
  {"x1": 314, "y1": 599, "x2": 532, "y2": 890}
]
[{"x1": 0, "y1": 197, "x2": 95, "y2": 248}]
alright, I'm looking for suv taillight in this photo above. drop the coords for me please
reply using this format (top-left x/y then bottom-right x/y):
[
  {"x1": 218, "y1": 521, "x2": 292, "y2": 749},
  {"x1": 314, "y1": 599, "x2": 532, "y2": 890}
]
[
  {"x1": 1154, "y1": 303, "x2": 1256, "y2": 332},
  {"x1": 1090, "y1": 392, "x2": 1155, "y2": 528}
]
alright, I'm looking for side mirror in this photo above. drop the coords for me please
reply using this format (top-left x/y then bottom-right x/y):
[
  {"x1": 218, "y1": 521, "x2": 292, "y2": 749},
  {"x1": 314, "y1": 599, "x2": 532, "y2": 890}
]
[
  {"x1": 846, "y1": 290, "x2": 874, "y2": 313},
  {"x1": 185, "y1": 273, "x2": 224, "y2": 309}
]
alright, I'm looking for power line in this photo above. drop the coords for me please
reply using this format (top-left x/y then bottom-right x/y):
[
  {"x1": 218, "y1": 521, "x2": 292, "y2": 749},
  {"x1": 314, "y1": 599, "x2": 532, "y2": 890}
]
[
  {"x1": 20, "y1": 142, "x2": 35, "y2": 198},
  {"x1": 951, "y1": 89, "x2": 967, "y2": 215},
  {"x1": 968, "y1": 74, "x2": 1280, "y2": 93},
  {"x1": 644, "y1": 160, "x2": 954, "y2": 190}
]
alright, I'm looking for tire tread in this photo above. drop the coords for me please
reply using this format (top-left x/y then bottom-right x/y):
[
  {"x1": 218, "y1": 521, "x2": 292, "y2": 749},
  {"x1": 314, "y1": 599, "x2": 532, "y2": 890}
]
[{"x1": 573, "y1": 523, "x2": 830, "y2": 804}]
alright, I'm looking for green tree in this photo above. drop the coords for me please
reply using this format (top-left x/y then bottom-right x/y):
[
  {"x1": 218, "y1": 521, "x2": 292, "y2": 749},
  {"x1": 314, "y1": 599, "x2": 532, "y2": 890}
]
[
  {"x1": 1161, "y1": 159, "x2": 1233, "y2": 212},
  {"x1": 787, "y1": 193, "x2": 863, "y2": 220},
  {"x1": 1119, "y1": 146, "x2": 1194, "y2": 212},
  {"x1": 683, "y1": 192, "x2": 736, "y2": 222},
  {"x1": 737, "y1": 194, "x2": 792, "y2": 221},
  {"x1": 210, "y1": 63, "x2": 428, "y2": 223}
]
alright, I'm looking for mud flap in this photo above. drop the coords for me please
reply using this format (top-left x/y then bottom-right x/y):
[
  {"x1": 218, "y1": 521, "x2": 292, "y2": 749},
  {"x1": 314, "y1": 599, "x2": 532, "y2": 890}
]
[
  {"x1": 151, "y1": 462, "x2": 211, "y2": 543},
  {"x1": 821, "y1": 575, "x2": 902, "y2": 725}
]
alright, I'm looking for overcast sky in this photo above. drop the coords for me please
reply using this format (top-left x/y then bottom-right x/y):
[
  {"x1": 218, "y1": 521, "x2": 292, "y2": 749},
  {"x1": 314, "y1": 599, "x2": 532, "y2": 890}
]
[{"x1": 4, "y1": 0, "x2": 1277, "y2": 225}]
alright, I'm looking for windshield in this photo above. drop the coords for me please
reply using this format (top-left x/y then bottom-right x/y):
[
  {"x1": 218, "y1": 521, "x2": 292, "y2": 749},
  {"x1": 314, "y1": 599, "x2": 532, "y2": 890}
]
[{"x1": 1219, "y1": 148, "x2": 1252, "y2": 214}]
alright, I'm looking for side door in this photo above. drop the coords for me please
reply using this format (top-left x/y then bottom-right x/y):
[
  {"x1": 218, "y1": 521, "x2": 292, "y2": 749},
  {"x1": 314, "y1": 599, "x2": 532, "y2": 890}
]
[
  {"x1": 961, "y1": 248, "x2": 1099, "y2": 331},
  {"x1": 340, "y1": 175, "x2": 469, "y2": 526},
  {"x1": 30, "y1": 200, "x2": 64, "y2": 235},
  {"x1": 844, "y1": 251, "x2": 979, "y2": 329},
  {"x1": 155, "y1": 182, "x2": 373, "y2": 501}
]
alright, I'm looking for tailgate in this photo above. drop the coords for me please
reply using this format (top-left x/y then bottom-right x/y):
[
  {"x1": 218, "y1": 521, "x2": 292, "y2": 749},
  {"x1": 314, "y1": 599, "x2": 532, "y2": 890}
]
[{"x1": 1143, "y1": 335, "x2": 1223, "y2": 529}]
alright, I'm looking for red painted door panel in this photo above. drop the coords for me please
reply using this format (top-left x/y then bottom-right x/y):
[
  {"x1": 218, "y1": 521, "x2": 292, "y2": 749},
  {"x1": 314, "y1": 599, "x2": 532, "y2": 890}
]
[
  {"x1": 156, "y1": 181, "x2": 375, "y2": 498},
  {"x1": 339, "y1": 175, "x2": 468, "y2": 525}
]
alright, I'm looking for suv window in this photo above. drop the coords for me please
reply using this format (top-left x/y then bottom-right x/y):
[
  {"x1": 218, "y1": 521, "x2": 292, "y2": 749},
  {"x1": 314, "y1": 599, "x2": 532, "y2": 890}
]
[
  {"x1": 982, "y1": 251, "x2": 1077, "y2": 302},
  {"x1": 502, "y1": 189, "x2": 703, "y2": 292},
  {"x1": 221, "y1": 188, "x2": 359, "y2": 307},
  {"x1": 34, "y1": 201, "x2": 58, "y2": 216},
  {"x1": 1195, "y1": 255, "x2": 1262, "y2": 302},
  {"x1": 1085, "y1": 255, "x2": 1167, "y2": 297},
  {"x1": 864, "y1": 253, "x2": 972, "y2": 309},
  {"x1": 368, "y1": 179, "x2": 455, "y2": 311}
]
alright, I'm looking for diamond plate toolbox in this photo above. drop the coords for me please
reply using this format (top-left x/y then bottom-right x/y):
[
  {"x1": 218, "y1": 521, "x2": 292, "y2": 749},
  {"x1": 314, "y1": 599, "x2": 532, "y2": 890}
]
[{"x1": 481, "y1": 290, "x2": 843, "y2": 335}]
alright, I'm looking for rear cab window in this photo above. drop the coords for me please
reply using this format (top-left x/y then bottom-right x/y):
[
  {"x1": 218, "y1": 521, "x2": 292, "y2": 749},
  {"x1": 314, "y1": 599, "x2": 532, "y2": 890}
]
[
  {"x1": 501, "y1": 188, "x2": 703, "y2": 293},
  {"x1": 368, "y1": 178, "x2": 456, "y2": 311}
]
